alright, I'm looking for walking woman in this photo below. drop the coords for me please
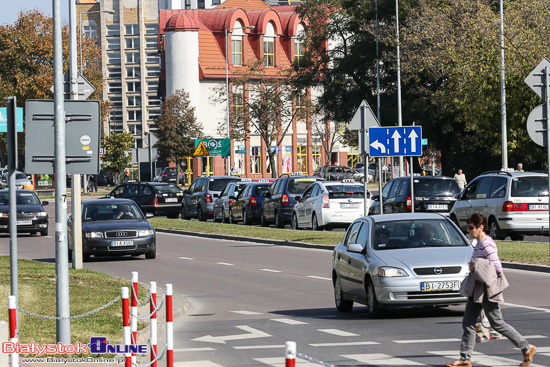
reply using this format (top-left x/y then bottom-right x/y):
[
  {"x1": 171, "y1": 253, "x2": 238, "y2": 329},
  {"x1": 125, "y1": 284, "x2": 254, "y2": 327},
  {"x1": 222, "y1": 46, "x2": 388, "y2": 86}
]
[{"x1": 446, "y1": 213, "x2": 536, "y2": 367}]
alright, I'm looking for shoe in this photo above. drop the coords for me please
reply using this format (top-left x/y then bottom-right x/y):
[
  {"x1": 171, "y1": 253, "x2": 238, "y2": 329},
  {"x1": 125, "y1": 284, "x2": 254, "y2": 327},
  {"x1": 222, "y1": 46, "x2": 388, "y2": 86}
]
[
  {"x1": 446, "y1": 360, "x2": 472, "y2": 367},
  {"x1": 520, "y1": 345, "x2": 537, "y2": 366}
]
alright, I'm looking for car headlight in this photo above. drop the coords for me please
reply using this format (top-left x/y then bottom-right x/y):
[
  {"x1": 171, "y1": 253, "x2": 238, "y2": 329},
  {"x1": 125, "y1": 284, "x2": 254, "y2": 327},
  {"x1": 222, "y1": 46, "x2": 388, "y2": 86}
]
[
  {"x1": 85, "y1": 231, "x2": 104, "y2": 238},
  {"x1": 36, "y1": 212, "x2": 48, "y2": 217},
  {"x1": 138, "y1": 229, "x2": 154, "y2": 236},
  {"x1": 378, "y1": 266, "x2": 409, "y2": 277}
]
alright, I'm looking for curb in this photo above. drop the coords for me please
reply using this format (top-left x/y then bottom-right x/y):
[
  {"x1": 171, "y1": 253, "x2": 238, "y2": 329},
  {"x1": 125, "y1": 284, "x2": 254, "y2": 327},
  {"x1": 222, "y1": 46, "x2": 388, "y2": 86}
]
[{"x1": 156, "y1": 228, "x2": 550, "y2": 274}]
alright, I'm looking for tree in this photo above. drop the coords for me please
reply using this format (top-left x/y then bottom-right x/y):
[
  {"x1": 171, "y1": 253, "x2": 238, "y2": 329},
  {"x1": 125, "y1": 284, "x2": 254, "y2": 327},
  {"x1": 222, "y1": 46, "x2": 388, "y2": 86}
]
[
  {"x1": 154, "y1": 89, "x2": 204, "y2": 173},
  {"x1": 101, "y1": 132, "x2": 134, "y2": 182}
]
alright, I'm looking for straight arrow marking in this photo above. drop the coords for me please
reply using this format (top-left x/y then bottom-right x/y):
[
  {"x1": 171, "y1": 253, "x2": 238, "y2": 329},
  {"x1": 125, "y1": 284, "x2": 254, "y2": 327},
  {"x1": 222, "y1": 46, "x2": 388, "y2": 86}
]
[
  {"x1": 408, "y1": 129, "x2": 419, "y2": 153},
  {"x1": 391, "y1": 130, "x2": 401, "y2": 153},
  {"x1": 192, "y1": 325, "x2": 271, "y2": 344}
]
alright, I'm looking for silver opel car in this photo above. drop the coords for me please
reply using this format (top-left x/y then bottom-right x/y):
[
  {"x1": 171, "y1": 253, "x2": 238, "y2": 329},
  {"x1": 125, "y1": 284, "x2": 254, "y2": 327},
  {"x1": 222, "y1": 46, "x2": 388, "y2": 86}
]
[{"x1": 332, "y1": 213, "x2": 473, "y2": 317}]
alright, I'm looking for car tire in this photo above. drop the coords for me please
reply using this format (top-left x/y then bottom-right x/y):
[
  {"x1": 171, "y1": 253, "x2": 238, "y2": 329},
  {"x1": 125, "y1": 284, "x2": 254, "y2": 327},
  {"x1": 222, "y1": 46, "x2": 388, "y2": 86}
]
[
  {"x1": 229, "y1": 209, "x2": 234, "y2": 224},
  {"x1": 366, "y1": 278, "x2": 381, "y2": 318},
  {"x1": 261, "y1": 211, "x2": 269, "y2": 227},
  {"x1": 291, "y1": 213, "x2": 300, "y2": 230},
  {"x1": 334, "y1": 275, "x2": 353, "y2": 312},
  {"x1": 221, "y1": 210, "x2": 228, "y2": 224},
  {"x1": 145, "y1": 250, "x2": 156, "y2": 259},
  {"x1": 312, "y1": 213, "x2": 322, "y2": 231},
  {"x1": 40, "y1": 227, "x2": 49, "y2": 236},
  {"x1": 198, "y1": 206, "x2": 207, "y2": 222},
  {"x1": 181, "y1": 205, "x2": 188, "y2": 220},
  {"x1": 489, "y1": 218, "x2": 505, "y2": 240},
  {"x1": 242, "y1": 208, "x2": 249, "y2": 226},
  {"x1": 275, "y1": 211, "x2": 284, "y2": 228},
  {"x1": 510, "y1": 233, "x2": 525, "y2": 241}
]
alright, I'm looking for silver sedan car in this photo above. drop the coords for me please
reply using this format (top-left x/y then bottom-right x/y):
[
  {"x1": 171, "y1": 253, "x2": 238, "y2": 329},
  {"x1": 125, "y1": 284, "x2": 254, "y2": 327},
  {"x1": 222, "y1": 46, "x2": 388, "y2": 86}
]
[{"x1": 332, "y1": 213, "x2": 473, "y2": 317}]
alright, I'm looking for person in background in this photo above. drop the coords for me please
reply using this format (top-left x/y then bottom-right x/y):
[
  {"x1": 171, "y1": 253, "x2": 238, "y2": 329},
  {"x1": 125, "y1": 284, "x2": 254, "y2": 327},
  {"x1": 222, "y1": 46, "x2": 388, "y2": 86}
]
[
  {"x1": 517, "y1": 163, "x2": 524, "y2": 172},
  {"x1": 445, "y1": 213, "x2": 536, "y2": 367},
  {"x1": 454, "y1": 169, "x2": 467, "y2": 190}
]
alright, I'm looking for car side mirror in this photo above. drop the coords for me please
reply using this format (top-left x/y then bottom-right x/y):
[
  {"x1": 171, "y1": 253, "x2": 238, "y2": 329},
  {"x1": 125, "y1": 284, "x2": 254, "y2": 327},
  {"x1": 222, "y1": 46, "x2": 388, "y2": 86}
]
[
  {"x1": 348, "y1": 243, "x2": 365, "y2": 254},
  {"x1": 42, "y1": 201, "x2": 49, "y2": 206},
  {"x1": 105, "y1": 194, "x2": 111, "y2": 198}
]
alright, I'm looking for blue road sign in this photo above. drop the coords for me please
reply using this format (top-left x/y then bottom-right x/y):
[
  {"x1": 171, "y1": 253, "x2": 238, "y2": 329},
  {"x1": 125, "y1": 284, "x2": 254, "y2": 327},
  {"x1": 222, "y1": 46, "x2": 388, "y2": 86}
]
[
  {"x1": 0, "y1": 107, "x2": 24, "y2": 132},
  {"x1": 369, "y1": 126, "x2": 422, "y2": 157}
]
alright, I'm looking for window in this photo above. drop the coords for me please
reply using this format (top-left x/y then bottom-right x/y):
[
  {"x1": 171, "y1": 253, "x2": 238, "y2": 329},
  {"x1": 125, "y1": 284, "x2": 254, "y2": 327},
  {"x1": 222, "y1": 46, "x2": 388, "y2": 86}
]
[
  {"x1": 232, "y1": 38, "x2": 242, "y2": 66},
  {"x1": 128, "y1": 123, "x2": 143, "y2": 135},
  {"x1": 109, "y1": 96, "x2": 122, "y2": 108},
  {"x1": 476, "y1": 177, "x2": 494, "y2": 199},
  {"x1": 263, "y1": 40, "x2": 274, "y2": 67},
  {"x1": 109, "y1": 110, "x2": 122, "y2": 122},
  {"x1": 83, "y1": 23, "x2": 97, "y2": 40},
  {"x1": 147, "y1": 66, "x2": 161, "y2": 77},
  {"x1": 148, "y1": 109, "x2": 161, "y2": 120},
  {"x1": 126, "y1": 66, "x2": 140, "y2": 78},
  {"x1": 198, "y1": 0, "x2": 205, "y2": 8},
  {"x1": 107, "y1": 52, "x2": 121, "y2": 65},
  {"x1": 490, "y1": 177, "x2": 507, "y2": 198},
  {"x1": 282, "y1": 146, "x2": 292, "y2": 173},
  {"x1": 232, "y1": 92, "x2": 243, "y2": 121},
  {"x1": 146, "y1": 52, "x2": 160, "y2": 63},
  {"x1": 147, "y1": 96, "x2": 162, "y2": 106},
  {"x1": 125, "y1": 24, "x2": 139, "y2": 36},
  {"x1": 108, "y1": 67, "x2": 121, "y2": 79},
  {"x1": 296, "y1": 94, "x2": 307, "y2": 121},
  {"x1": 251, "y1": 146, "x2": 261, "y2": 174},
  {"x1": 145, "y1": 24, "x2": 158, "y2": 35},
  {"x1": 107, "y1": 38, "x2": 120, "y2": 50},
  {"x1": 106, "y1": 24, "x2": 120, "y2": 36},
  {"x1": 297, "y1": 146, "x2": 307, "y2": 173},
  {"x1": 145, "y1": 37, "x2": 157, "y2": 49},
  {"x1": 127, "y1": 81, "x2": 141, "y2": 93},
  {"x1": 125, "y1": 38, "x2": 140, "y2": 49},
  {"x1": 127, "y1": 96, "x2": 141, "y2": 107},
  {"x1": 294, "y1": 41, "x2": 304, "y2": 65},
  {"x1": 126, "y1": 52, "x2": 140, "y2": 64},
  {"x1": 266, "y1": 147, "x2": 277, "y2": 175},
  {"x1": 312, "y1": 146, "x2": 321, "y2": 172},
  {"x1": 127, "y1": 110, "x2": 142, "y2": 121},
  {"x1": 108, "y1": 82, "x2": 122, "y2": 94},
  {"x1": 147, "y1": 81, "x2": 159, "y2": 92},
  {"x1": 336, "y1": 121, "x2": 346, "y2": 133},
  {"x1": 185, "y1": 0, "x2": 191, "y2": 9}
]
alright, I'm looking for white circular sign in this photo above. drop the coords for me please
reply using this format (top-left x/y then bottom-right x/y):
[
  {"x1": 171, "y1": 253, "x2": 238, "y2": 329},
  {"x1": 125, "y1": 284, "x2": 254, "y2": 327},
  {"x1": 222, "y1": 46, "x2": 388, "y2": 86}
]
[{"x1": 80, "y1": 135, "x2": 92, "y2": 146}]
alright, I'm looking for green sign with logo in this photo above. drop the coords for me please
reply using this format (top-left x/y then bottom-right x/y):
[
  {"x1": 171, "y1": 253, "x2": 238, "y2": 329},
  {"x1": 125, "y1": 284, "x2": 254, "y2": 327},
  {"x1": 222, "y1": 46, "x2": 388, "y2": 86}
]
[{"x1": 194, "y1": 139, "x2": 230, "y2": 156}]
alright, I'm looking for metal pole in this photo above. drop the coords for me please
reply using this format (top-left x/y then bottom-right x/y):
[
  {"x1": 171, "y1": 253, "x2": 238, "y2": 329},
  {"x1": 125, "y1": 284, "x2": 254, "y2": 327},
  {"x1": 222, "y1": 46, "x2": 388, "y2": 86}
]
[
  {"x1": 148, "y1": 133, "x2": 153, "y2": 181},
  {"x1": 499, "y1": 0, "x2": 508, "y2": 170},
  {"x1": 361, "y1": 107, "x2": 369, "y2": 217},
  {"x1": 378, "y1": 158, "x2": 384, "y2": 214},
  {"x1": 53, "y1": 0, "x2": 71, "y2": 343},
  {"x1": 6, "y1": 97, "x2": 18, "y2": 324},
  {"x1": 79, "y1": 12, "x2": 83, "y2": 73},
  {"x1": 545, "y1": 66, "x2": 550, "y2": 253},
  {"x1": 396, "y1": 0, "x2": 403, "y2": 177},
  {"x1": 410, "y1": 156, "x2": 414, "y2": 213},
  {"x1": 225, "y1": 28, "x2": 231, "y2": 176}
]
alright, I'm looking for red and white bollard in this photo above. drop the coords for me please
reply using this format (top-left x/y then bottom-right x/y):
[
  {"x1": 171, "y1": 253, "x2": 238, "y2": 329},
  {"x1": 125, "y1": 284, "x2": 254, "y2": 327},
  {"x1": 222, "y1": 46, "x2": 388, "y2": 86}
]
[
  {"x1": 8, "y1": 295, "x2": 19, "y2": 367},
  {"x1": 285, "y1": 341, "x2": 296, "y2": 367},
  {"x1": 131, "y1": 271, "x2": 138, "y2": 365},
  {"x1": 166, "y1": 283, "x2": 173, "y2": 367},
  {"x1": 121, "y1": 287, "x2": 131, "y2": 367},
  {"x1": 150, "y1": 281, "x2": 158, "y2": 367}
]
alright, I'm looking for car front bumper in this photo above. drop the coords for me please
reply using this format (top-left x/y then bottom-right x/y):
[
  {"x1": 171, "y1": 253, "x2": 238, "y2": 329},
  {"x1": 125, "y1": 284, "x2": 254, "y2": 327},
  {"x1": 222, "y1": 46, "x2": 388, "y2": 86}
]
[
  {"x1": 82, "y1": 236, "x2": 156, "y2": 257},
  {"x1": 0, "y1": 218, "x2": 49, "y2": 233}
]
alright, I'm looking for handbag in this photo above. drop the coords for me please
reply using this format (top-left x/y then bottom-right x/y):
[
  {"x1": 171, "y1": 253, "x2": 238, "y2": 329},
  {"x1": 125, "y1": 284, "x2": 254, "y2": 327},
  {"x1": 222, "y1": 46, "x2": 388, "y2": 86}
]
[
  {"x1": 476, "y1": 311, "x2": 502, "y2": 343},
  {"x1": 459, "y1": 273, "x2": 475, "y2": 297}
]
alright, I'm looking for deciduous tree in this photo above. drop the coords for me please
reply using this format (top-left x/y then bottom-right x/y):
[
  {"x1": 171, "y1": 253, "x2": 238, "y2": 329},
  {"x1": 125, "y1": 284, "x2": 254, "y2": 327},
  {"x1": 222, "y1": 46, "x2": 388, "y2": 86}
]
[{"x1": 101, "y1": 132, "x2": 134, "y2": 182}]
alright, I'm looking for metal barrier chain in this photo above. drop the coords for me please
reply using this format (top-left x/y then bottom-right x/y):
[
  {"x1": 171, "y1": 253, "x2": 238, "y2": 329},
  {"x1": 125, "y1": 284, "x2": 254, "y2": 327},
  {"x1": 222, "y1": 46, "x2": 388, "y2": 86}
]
[
  {"x1": 130, "y1": 291, "x2": 166, "y2": 321},
  {"x1": 19, "y1": 295, "x2": 122, "y2": 320},
  {"x1": 132, "y1": 285, "x2": 151, "y2": 307},
  {"x1": 132, "y1": 344, "x2": 167, "y2": 367},
  {"x1": 297, "y1": 352, "x2": 338, "y2": 367}
]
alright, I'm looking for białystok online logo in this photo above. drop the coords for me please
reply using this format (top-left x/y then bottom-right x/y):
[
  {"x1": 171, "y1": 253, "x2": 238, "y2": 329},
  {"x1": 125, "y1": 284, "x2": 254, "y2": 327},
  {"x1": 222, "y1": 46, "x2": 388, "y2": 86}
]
[
  {"x1": 89, "y1": 337, "x2": 147, "y2": 354},
  {"x1": 2, "y1": 337, "x2": 147, "y2": 356}
]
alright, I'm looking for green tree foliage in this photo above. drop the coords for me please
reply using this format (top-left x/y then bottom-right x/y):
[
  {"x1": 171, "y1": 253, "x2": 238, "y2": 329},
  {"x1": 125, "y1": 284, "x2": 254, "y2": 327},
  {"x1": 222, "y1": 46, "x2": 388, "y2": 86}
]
[
  {"x1": 154, "y1": 89, "x2": 203, "y2": 163},
  {"x1": 101, "y1": 132, "x2": 134, "y2": 180}
]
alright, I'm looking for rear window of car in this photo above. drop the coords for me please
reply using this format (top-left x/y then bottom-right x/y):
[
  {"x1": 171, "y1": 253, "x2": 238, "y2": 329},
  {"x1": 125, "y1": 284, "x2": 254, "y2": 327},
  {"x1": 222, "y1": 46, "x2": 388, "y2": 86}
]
[
  {"x1": 155, "y1": 185, "x2": 182, "y2": 194},
  {"x1": 510, "y1": 176, "x2": 548, "y2": 197},
  {"x1": 414, "y1": 179, "x2": 460, "y2": 197},
  {"x1": 209, "y1": 178, "x2": 236, "y2": 191},
  {"x1": 326, "y1": 184, "x2": 365, "y2": 199},
  {"x1": 15, "y1": 173, "x2": 28, "y2": 180},
  {"x1": 254, "y1": 184, "x2": 272, "y2": 197},
  {"x1": 288, "y1": 179, "x2": 317, "y2": 194}
]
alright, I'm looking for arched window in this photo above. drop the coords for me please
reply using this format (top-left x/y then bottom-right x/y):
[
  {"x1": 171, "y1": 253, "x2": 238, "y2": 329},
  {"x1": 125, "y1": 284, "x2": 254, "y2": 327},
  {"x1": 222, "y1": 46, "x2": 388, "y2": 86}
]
[
  {"x1": 231, "y1": 20, "x2": 245, "y2": 67},
  {"x1": 294, "y1": 23, "x2": 305, "y2": 65},
  {"x1": 263, "y1": 22, "x2": 275, "y2": 68}
]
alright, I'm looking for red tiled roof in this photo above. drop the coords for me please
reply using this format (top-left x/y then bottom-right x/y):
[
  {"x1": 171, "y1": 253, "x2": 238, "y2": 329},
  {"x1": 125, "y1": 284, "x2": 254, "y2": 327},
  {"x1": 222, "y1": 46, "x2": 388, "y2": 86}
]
[{"x1": 216, "y1": 0, "x2": 272, "y2": 11}]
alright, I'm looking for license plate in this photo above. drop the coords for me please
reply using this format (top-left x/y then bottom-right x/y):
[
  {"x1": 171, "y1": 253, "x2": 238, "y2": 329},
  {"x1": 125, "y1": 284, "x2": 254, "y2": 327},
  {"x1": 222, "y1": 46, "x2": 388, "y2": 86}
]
[
  {"x1": 110, "y1": 240, "x2": 134, "y2": 247},
  {"x1": 341, "y1": 203, "x2": 359, "y2": 208},
  {"x1": 16, "y1": 220, "x2": 32, "y2": 225},
  {"x1": 427, "y1": 204, "x2": 447, "y2": 210},
  {"x1": 165, "y1": 198, "x2": 178, "y2": 203},
  {"x1": 528, "y1": 204, "x2": 548, "y2": 211},
  {"x1": 421, "y1": 281, "x2": 460, "y2": 292}
]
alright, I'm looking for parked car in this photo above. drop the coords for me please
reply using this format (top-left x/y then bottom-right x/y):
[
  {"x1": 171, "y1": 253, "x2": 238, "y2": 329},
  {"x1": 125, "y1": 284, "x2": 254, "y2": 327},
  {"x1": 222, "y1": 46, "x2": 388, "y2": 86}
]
[
  {"x1": 229, "y1": 180, "x2": 273, "y2": 225},
  {"x1": 181, "y1": 175, "x2": 239, "y2": 221},
  {"x1": 160, "y1": 167, "x2": 184, "y2": 184},
  {"x1": 0, "y1": 189, "x2": 49, "y2": 236},
  {"x1": 292, "y1": 180, "x2": 372, "y2": 230},
  {"x1": 369, "y1": 176, "x2": 461, "y2": 216},
  {"x1": 213, "y1": 178, "x2": 252, "y2": 223},
  {"x1": 96, "y1": 171, "x2": 115, "y2": 186},
  {"x1": 314, "y1": 165, "x2": 357, "y2": 181},
  {"x1": 0, "y1": 171, "x2": 32, "y2": 189},
  {"x1": 106, "y1": 182, "x2": 184, "y2": 218},
  {"x1": 261, "y1": 174, "x2": 325, "y2": 228},
  {"x1": 68, "y1": 198, "x2": 156, "y2": 261},
  {"x1": 421, "y1": 165, "x2": 443, "y2": 176},
  {"x1": 332, "y1": 213, "x2": 473, "y2": 316},
  {"x1": 450, "y1": 170, "x2": 549, "y2": 240}
]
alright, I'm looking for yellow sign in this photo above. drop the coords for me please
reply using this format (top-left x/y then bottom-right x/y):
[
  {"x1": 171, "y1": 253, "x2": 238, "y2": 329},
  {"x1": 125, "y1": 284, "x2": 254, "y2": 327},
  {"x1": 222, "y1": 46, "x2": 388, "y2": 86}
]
[{"x1": 193, "y1": 141, "x2": 210, "y2": 156}]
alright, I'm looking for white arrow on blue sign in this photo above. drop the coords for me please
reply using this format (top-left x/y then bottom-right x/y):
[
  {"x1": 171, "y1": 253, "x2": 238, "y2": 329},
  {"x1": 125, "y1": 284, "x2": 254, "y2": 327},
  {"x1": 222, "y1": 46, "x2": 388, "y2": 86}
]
[{"x1": 369, "y1": 126, "x2": 422, "y2": 157}]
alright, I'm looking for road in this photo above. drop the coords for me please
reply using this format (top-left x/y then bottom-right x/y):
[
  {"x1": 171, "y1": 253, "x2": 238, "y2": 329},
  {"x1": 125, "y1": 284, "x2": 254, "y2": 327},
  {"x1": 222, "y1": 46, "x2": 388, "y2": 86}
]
[{"x1": 1, "y1": 207, "x2": 549, "y2": 367}]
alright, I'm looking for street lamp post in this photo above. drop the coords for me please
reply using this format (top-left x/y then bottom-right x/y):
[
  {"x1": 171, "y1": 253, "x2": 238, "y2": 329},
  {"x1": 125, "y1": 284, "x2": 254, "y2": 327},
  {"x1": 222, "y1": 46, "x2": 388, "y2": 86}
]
[
  {"x1": 79, "y1": 10, "x2": 115, "y2": 73},
  {"x1": 225, "y1": 25, "x2": 254, "y2": 175}
]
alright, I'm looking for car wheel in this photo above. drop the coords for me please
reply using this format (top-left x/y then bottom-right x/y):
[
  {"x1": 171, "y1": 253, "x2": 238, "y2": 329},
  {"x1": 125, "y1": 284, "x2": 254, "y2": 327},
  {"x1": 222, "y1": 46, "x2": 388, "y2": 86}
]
[
  {"x1": 261, "y1": 211, "x2": 269, "y2": 227},
  {"x1": 489, "y1": 218, "x2": 505, "y2": 240},
  {"x1": 145, "y1": 250, "x2": 156, "y2": 259},
  {"x1": 221, "y1": 210, "x2": 227, "y2": 224},
  {"x1": 291, "y1": 213, "x2": 300, "y2": 230},
  {"x1": 510, "y1": 233, "x2": 525, "y2": 241},
  {"x1": 242, "y1": 208, "x2": 249, "y2": 226},
  {"x1": 312, "y1": 213, "x2": 322, "y2": 231},
  {"x1": 334, "y1": 275, "x2": 353, "y2": 312},
  {"x1": 181, "y1": 205, "x2": 188, "y2": 220},
  {"x1": 275, "y1": 211, "x2": 284, "y2": 228},
  {"x1": 198, "y1": 206, "x2": 207, "y2": 222},
  {"x1": 40, "y1": 227, "x2": 49, "y2": 236},
  {"x1": 229, "y1": 209, "x2": 234, "y2": 224},
  {"x1": 366, "y1": 278, "x2": 381, "y2": 318}
]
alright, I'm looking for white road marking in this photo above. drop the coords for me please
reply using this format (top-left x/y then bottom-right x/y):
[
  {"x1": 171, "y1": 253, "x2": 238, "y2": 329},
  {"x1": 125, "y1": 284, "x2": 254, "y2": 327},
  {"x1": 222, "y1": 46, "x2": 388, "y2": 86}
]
[
  {"x1": 234, "y1": 344, "x2": 285, "y2": 350},
  {"x1": 192, "y1": 325, "x2": 271, "y2": 344},
  {"x1": 271, "y1": 318, "x2": 308, "y2": 325},
  {"x1": 231, "y1": 310, "x2": 263, "y2": 315},
  {"x1": 428, "y1": 350, "x2": 547, "y2": 367},
  {"x1": 504, "y1": 302, "x2": 550, "y2": 313},
  {"x1": 260, "y1": 268, "x2": 282, "y2": 273},
  {"x1": 394, "y1": 338, "x2": 460, "y2": 344},
  {"x1": 178, "y1": 257, "x2": 194, "y2": 260},
  {"x1": 342, "y1": 353, "x2": 431, "y2": 366},
  {"x1": 307, "y1": 275, "x2": 332, "y2": 281},
  {"x1": 174, "y1": 361, "x2": 223, "y2": 367},
  {"x1": 310, "y1": 341, "x2": 379, "y2": 347},
  {"x1": 254, "y1": 357, "x2": 321, "y2": 366},
  {"x1": 318, "y1": 329, "x2": 359, "y2": 337},
  {"x1": 173, "y1": 347, "x2": 216, "y2": 352},
  {"x1": 216, "y1": 262, "x2": 234, "y2": 266}
]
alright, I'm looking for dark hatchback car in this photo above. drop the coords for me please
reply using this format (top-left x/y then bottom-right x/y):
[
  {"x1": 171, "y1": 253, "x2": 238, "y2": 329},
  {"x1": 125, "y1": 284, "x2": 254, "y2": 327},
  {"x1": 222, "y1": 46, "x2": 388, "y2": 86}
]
[
  {"x1": 181, "y1": 176, "x2": 239, "y2": 221},
  {"x1": 213, "y1": 179, "x2": 252, "y2": 223},
  {"x1": 161, "y1": 167, "x2": 184, "y2": 184},
  {"x1": 229, "y1": 181, "x2": 273, "y2": 225},
  {"x1": 261, "y1": 175, "x2": 325, "y2": 228},
  {"x1": 106, "y1": 182, "x2": 183, "y2": 218},
  {"x1": 369, "y1": 176, "x2": 461, "y2": 215},
  {"x1": 96, "y1": 171, "x2": 115, "y2": 186},
  {"x1": 0, "y1": 189, "x2": 49, "y2": 236},
  {"x1": 68, "y1": 198, "x2": 156, "y2": 261}
]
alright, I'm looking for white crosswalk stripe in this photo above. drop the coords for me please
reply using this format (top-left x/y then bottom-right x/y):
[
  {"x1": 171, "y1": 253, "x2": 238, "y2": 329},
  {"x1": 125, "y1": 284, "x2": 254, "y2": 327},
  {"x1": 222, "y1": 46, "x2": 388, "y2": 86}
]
[
  {"x1": 271, "y1": 318, "x2": 308, "y2": 325},
  {"x1": 318, "y1": 328, "x2": 359, "y2": 337},
  {"x1": 428, "y1": 350, "x2": 547, "y2": 367},
  {"x1": 341, "y1": 353, "x2": 433, "y2": 366},
  {"x1": 175, "y1": 361, "x2": 223, "y2": 367},
  {"x1": 254, "y1": 357, "x2": 324, "y2": 366}
]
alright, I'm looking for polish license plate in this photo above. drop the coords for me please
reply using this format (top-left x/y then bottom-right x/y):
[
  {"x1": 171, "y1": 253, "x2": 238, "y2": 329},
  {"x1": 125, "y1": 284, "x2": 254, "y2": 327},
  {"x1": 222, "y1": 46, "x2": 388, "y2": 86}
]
[
  {"x1": 528, "y1": 204, "x2": 548, "y2": 211},
  {"x1": 110, "y1": 240, "x2": 134, "y2": 247},
  {"x1": 16, "y1": 220, "x2": 32, "y2": 225},
  {"x1": 421, "y1": 280, "x2": 460, "y2": 292},
  {"x1": 165, "y1": 198, "x2": 178, "y2": 203},
  {"x1": 427, "y1": 204, "x2": 447, "y2": 210},
  {"x1": 341, "y1": 203, "x2": 359, "y2": 208}
]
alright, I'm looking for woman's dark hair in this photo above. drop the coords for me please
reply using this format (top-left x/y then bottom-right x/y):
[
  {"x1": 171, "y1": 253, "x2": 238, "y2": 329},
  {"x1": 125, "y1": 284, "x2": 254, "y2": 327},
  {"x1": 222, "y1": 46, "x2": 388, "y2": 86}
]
[{"x1": 467, "y1": 213, "x2": 487, "y2": 230}]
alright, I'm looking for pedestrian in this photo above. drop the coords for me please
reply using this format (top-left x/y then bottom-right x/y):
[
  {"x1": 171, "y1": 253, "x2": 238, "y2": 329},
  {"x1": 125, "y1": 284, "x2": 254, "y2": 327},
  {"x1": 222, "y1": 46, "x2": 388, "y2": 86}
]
[
  {"x1": 517, "y1": 163, "x2": 524, "y2": 172},
  {"x1": 454, "y1": 169, "x2": 467, "y2": 190},
  {"x1": 445, "y1": 213, "x2": 536, "y2": 367},
  {"x1": 90, "y1": 174, "x2": 98, "y2": 192}
]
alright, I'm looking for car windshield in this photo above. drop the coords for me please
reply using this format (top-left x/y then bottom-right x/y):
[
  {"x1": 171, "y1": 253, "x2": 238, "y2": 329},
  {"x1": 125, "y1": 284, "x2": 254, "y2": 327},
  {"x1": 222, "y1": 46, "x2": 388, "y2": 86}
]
[
  {"x1": 326, "y1": 185, "x2": 365, "y2": 199},
  {"x1": 10, "y1": 192, "x2": 40, "y2": 205},
  {"x1": 373, "y1": 219, "x2": 468, "y2": 250},
  {"x1": 83, "y1": 203, "x2": 144, "y2": 221},
  {"x1": 288, "y1": 178, "x2": 317, "y2": 194},
  {"x1": 155, "y1": 185, "x2": 182, "y2": 194},
  {"x1": 414, "y1": 179, "x2": 460, "y2": 197},
  {"x1": 209, "y1": 178, "x2": 236, "y2": 191},
  {"x1": 15, "y1": 173, "x2": 28, "y2": 180},
  {"x1": 510, "y1": 176, "x2": 549, "y2": 197}
]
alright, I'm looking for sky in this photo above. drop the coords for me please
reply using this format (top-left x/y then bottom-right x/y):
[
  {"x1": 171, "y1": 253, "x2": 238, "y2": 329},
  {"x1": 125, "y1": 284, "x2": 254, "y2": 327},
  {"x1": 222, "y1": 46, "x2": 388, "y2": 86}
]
[{"x1": 1, "y1": 1, "x2": 69, "y2": 26}]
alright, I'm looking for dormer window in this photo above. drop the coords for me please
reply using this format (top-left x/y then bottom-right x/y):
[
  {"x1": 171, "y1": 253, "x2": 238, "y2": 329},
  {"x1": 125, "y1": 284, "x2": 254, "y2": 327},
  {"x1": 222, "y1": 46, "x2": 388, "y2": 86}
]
[
  {"x1": 263, "y1": 22, "x2": 275, "y2": 68},
  {"x1": 294, "y1": 23, "x2": 305, "y2": 65},
  {"x1": 231, "y1": 22, "x2": 246, "y2": 67}
]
